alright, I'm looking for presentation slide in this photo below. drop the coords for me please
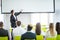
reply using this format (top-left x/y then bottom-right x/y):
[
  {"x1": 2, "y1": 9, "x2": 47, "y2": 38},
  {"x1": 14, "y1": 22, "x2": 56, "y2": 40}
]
[{"x1": 2, "y1": 0, "x2": 54, "y2": 13}]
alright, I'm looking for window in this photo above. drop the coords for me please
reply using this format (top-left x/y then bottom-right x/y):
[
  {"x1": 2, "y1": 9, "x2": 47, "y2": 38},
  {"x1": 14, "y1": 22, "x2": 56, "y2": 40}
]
[
  {"x1": 31, "y1": 13, "x2": 40, "y2": 25},
  {"x1": 40, "y1": 13, "x2": 48, "y2": 25},
  {"x1": 31, "y1": 13, "x2": 53, "y2": 26}
]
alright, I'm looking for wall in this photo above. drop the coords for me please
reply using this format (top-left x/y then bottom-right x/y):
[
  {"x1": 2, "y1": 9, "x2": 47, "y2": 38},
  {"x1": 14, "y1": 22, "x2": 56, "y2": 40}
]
[
  {"x1": 3, "y1": 14, "x2": 11, "y2": 29},
  {"x1": 53, "y1": 0, "x2": 60, "y2": 24},
  {"x1": 17, "y1": 13, "x2": 31, "y2": 25}
]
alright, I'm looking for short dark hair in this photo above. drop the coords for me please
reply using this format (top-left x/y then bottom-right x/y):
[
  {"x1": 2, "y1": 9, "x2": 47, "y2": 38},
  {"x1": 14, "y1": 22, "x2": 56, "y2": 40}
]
[
  {"x1": 17, "y1": 21, "x2": 21, "y2": 26},
  {"x1": 0, "y1": 22, "x2": 3, "y2": 27},
  {"x1": 11, "y1": 10, "x2": 14, "y2": 13},
  {"x1": 27, "y1": 25, "x2": 32, "y2": 31}
]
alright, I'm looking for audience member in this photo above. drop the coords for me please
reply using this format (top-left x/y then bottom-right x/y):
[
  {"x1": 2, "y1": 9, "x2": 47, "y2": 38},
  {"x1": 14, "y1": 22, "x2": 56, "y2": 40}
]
[
  {"x1": 13, "y1": 21, "x2": 26, "y2": 36},
  {"x1": 56, "y1": 22, "x2": 60, "y2": 34},
  {"x1": 36, "y1": 23, "x2": 41, "y2": 35},
  {"x1": 21, "y1": 25, "x2": 36, "y2": 40},
  {"x1": 45, "y1": 23, "x2": 57, "y2": 39},
  {"x1": 0, "y1": 21, "x2": 9, "y2": 40},
  {"x1": 35, "y1": 23, "x2": 45, "y2": 35},
  {"x1": 10, "y1": 10, "x2": 22, "y2": 28}
]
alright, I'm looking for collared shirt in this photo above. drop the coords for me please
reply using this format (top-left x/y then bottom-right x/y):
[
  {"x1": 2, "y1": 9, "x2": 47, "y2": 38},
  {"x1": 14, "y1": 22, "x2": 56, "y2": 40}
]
[
  {"x1": 13, "y1": 15, "x2": 16, "y2": 20},
  {"x1": 13, "y1": 26, "x2": 26, "y2": 36},
  {"x1": 21, "y1": 31, "x2": 36, "y2": 40}
]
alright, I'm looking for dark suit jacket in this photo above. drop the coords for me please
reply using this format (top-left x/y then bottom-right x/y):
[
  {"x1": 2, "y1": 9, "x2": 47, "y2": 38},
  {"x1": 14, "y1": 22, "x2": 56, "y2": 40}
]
[
  {"x1": 10, "y1": 12, "x2": 21, "y2": 28},
  {"x1": 0, "y1": 28, "x2": 9, "y2": 40},
  {"x1": 21, "y1": 32, "x2": 36, "y2": 40}
]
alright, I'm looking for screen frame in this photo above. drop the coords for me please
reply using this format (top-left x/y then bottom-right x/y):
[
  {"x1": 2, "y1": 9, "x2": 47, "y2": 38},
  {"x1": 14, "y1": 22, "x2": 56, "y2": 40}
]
[{"x1": 1, "y1": 0, "x2": 55, "y2": 14}]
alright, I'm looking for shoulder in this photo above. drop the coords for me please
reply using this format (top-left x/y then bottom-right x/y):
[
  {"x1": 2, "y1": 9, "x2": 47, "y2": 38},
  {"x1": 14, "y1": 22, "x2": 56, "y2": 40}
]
[
  {"x1": 10, "y1": 15, "x2": 13, "y2": 17},
  {"x1": 10, "y1": 15, "x2": 13, "y2": 18},
  {"x1": 13, "y1": 27, "x2": 20, "y2": 32},
  {"x1": 22, "y1": 32, "x2": 27, "y2": 36},
  {"x1": 2, "y1": 29, "x2": 8, "y2": 33},
  {"x1": 4, "y1": 29, "x2": 8, "y2": 32},
  {"x1": 55, "y1": 30, "x2": 57, "y2": 33},
  {"x1": 45, "y1": 30, "x2": 50, "y2": 36},
  {"x1": 54, "y1": 30, "x2": 57, "y2": 35},
  {"x1": 31, "y1": 32, "x2": 35, "y2": 34},
  {"x1": 13, "y1": 28, "x2": 18, "y2": 31},
  {"x1": 30, "y1": 32, "x2": 36, "y2": 37},
  {"x1": 2, "y1": 29, "x2": 8, "y2": 31},
  {"x1": 29, "y1": 32, "x2": 36, "y2": 36}
]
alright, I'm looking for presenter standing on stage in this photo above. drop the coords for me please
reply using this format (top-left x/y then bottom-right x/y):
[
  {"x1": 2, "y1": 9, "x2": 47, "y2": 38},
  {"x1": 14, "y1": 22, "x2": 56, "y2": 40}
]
[{"x1": 10, "y1": 10, "x2": 22, "y2": 28}]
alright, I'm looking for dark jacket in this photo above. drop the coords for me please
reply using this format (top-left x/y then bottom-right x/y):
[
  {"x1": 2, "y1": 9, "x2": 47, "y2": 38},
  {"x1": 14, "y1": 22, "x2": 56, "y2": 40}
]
[
  {"x1": 0, "y1": 28, "x2": 9, "y2": 40},
  {"x1": 21, "y1": 32, "x2": 36, "y2": 40},
  {"x1": 10, "y1": 12, "x2": 21, "y2": 28}
]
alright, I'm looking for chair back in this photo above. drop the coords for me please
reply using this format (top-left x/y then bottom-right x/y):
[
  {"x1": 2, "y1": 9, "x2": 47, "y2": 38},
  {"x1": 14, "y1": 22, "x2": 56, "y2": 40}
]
[
  {"x1": 46, "y1": 37, "x2": 56, "y2": 40},
  {"x1": 24, "y1": 39, "x2": 35, "y2": 40},
  {"x1": 14, "y1": 36, "x2": 21, "y2": 40},
  {"x1": 0, "y1": 37, "x2": 8, "y2": 40},
  {"x1": 36, "y1": 35, "x2": 43, "y2": 40},
  {"x1": 57, "y1": 35, "x2": 60, "y2": 40}
]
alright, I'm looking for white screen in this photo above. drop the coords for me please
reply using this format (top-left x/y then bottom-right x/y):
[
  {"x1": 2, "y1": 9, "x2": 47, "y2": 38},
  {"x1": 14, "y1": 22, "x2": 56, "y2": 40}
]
[{"x1": 2, "y1": 0, "x2": 54, "y2": 12}]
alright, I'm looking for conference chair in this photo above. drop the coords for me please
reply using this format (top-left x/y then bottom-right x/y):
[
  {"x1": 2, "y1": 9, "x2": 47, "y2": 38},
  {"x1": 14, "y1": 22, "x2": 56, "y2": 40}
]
[
  {"x1": 36, "y1": 35, "x2": 43, "y2": 40},
  {"x1": 0, "y1": 37, "x2": 8, "y2": 40},
  {"x1": 24, "y1": 39, "x2": 35, "y2": 40},
  {"x1": 46, "y1": 37, "x2": 56, "y2": 40},
  {"x1": 14, "y1": 36, "x2": 21, "y2": 40},
  {"x1": 57, "y1": 35, "x2": 60, "y2": 40}
]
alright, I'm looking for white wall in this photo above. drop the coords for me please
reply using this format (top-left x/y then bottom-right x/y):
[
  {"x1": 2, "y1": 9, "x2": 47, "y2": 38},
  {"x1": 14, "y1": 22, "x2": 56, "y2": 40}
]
[
  {"x1": 17, "y1": 13, "x2": 31, "y2": 25},
  {"x1": 53, "y1": 0, "x2": 60, "y2": 24},
  {"x1": 3, "y1": 14, "x2": 11, "y2": 29},
  {"x1": 0, "y1": 3, "x2": 4, "y2": 26}
]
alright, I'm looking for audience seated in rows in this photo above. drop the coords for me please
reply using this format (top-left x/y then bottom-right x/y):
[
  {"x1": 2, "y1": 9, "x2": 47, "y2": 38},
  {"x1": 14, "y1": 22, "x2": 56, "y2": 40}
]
[
  {"x1": 0, "y1": 21, "x2": 9, "y2": 40},
  {"x1": 21, "y1": 25, "x2": 36, "y2": 40},
  {"x1": 45, "y1": 23, "x2": 57, "y2": 40},
  {"x1": 1, "y1": 21, "x2": 60, "y2": 40},
  {"x1": 13, "y1": 21, "x2": 26, "y2": 36}
]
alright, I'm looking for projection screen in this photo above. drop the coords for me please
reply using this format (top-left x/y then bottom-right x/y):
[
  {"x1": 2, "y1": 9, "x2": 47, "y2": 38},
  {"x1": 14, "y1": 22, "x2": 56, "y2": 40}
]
[{"x1": 1, "y1": 0, "x2": 55, "y2": 14}]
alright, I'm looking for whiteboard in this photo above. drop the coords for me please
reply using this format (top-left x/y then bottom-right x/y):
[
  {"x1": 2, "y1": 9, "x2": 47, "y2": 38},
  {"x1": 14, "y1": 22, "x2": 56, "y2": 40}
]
[{"x1": 2, "y1": 0, "x2": 54, "y2": 13}]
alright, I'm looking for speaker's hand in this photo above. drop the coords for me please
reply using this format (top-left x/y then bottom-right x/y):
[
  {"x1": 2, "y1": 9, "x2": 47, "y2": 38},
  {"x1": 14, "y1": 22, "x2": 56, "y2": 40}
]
[{"x1": 20, "y1": 9, "x2": 23, "y2": 12}]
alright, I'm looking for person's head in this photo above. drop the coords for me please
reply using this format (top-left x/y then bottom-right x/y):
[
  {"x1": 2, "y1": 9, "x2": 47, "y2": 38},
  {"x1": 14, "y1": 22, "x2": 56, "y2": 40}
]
[
  {"x1": 17, "y1": 21, "x2": 21, "y2": 27},
  {"x1": 11, "y1": 10, "x2": 14, "y2": 15},
  {"x1": 49, "y1": 23, "x2": 54, "y2": 36},
  {"x1": 0, "y1": 22, "x2": 3, "y2": 28},
  {"x1": 27, "y1": 25, "x2": 32, "y2": 31},
  {"x1": 36, "y1": 23, "x2": 41, "y2": 35},
  {"x1": 56, "y1": 22, "x2": 60, "y2": 34},
  {"x1": 49, "y1": 23, "x2": 54, "y2": 31}
]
